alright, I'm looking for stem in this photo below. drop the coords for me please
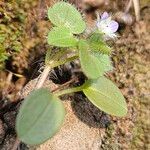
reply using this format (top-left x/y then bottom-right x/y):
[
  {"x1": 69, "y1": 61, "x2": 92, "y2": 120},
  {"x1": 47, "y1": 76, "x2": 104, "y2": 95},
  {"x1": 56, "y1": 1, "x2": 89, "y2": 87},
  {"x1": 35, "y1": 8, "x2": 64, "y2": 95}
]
[
  {"x1": 132, "y1": 0, "x2": 140, "y2": 21},
  {"x1": 58, "y1": 55, "x2": 78, "y2": 65},
  {"x1": 50, "y1": 55, "x2": 78, "y2": 68},
  {"x1": 35, "y1": 65, "x2": 51, "y2": 89},
  {"x1": 54, "y1": 85, "x2": 83, "y2": 97},
  {"x1": 125, "y1": 0, "x2": 132, "y2": 13},
  {"x1": 51, "y1": 77, "x2": 77, "y2": 92}
]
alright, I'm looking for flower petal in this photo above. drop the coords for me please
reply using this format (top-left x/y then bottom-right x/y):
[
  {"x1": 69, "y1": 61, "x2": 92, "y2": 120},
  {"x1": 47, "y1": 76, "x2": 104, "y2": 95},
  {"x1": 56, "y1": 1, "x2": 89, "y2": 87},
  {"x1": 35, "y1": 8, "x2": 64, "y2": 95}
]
[
  {"x1": 101, "y1": 12, "x2": 109, "y2": 20},
  {"x1": 108, "y1": 20, "x2": 119, "y2": 33}
]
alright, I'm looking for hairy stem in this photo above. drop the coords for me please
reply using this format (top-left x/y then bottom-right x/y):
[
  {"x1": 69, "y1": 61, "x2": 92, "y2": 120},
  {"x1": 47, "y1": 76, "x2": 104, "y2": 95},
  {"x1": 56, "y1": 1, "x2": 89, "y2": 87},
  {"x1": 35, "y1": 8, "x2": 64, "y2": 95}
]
[
  {"x1": 54, "y1": 85, "x2": 84, "y2": 97},
  {"x1": 35, "y1": 65, "x2": 51, "y2": 89},
  {"x1": 51, "y1": 77, "x2": 77, "y2": 92},
  {"x1": 51, "y1": 55, "x2": 78, "y2": 68}
]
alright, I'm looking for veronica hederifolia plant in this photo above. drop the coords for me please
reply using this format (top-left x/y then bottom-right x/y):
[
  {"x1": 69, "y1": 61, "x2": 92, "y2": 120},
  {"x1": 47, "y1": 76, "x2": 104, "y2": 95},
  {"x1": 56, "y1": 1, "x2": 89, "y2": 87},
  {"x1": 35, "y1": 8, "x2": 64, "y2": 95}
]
[{"x1": 15, "y1": 2, "x2": 127, "y2": 146}]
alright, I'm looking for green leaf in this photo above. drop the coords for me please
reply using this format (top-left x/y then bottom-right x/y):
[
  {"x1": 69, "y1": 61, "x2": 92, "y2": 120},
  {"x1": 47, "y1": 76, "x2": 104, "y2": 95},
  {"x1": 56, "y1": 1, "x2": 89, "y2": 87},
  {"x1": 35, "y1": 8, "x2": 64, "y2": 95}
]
[
  {"x1": 88, "y1": 33, "x2": 111, "y2": 54},
  {"x1": 79, "y1": 40, "x2": 102, "y2": 79},
  {"x1": 16, "y1": 88, "x2": 65, "y2": 145},
  {"x1": 48, "y1": 26, "x2": 78, "y2": 47},
  {"x1": 79, "y1": 40, "x2": 111, "y2": 79},
  {"x1": 48, "y1": 2, "x2": 86, "y2": 34},
  {"x1": 92, "y1": 52, "x2": 113, "y2": 73},
  {"x1": 83, "y1": 76, "x2": 127, "y2": 117}
]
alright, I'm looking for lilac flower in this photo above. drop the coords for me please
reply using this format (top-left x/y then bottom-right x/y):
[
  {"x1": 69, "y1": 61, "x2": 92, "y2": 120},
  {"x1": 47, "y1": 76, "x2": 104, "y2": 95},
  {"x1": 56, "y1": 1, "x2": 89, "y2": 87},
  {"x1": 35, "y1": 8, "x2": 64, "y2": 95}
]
[{"x1": 96, "y1": 12, "x2": 119, "y2": 39}]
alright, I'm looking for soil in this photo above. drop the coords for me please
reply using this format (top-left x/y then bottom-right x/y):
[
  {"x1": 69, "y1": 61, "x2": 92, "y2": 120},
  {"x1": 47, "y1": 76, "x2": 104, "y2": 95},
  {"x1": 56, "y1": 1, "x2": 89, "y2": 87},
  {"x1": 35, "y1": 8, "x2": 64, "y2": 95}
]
[{"x1": 0, "y1": 0, "x2": 150, "y2": 150}]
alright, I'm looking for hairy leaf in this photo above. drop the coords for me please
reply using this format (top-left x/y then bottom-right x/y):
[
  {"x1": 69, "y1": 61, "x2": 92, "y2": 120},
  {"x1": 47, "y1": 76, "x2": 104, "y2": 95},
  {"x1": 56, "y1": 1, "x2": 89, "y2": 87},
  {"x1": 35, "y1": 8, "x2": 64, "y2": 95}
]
[
  {"x1": 88, "y1": 33, "x2": 111, "y2": 54},
  {"x1": 83, "y1": 76, "x2": 127, "y2": 116},
  {"x1": 16, "y1": 88, "x2": 65, "y2": 145},
  {"x1": 48, "y1": 2, "x2": 86, "y2": 34},
  {"x1": 79, "y1": 40, "x2": 102, "y2": 79},
  {"x1": 79, "y1": 40, "x2": 111, "y2": 79},
  {"x1": 47, "y1": 26, "x2": 78, "y2": 47},
  {"x1": 92, "y1": 52, "x2": 113, "y2": 73}
]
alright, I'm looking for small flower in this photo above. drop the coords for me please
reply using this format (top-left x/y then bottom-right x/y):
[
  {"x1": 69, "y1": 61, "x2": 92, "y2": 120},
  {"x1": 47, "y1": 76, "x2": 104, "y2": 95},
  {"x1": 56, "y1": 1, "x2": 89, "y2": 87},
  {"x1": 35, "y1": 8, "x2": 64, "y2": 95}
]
[{"x1": 96, "y1": 12, "x2": 119, "y2": 39}]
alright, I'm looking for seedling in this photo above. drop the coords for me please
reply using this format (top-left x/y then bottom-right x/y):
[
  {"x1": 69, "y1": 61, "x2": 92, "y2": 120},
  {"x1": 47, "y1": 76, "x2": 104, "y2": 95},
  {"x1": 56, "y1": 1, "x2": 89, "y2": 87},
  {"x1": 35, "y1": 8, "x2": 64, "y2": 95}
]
[{"x1": 15, "y1": 2, "x2": 127, "y2": 146}]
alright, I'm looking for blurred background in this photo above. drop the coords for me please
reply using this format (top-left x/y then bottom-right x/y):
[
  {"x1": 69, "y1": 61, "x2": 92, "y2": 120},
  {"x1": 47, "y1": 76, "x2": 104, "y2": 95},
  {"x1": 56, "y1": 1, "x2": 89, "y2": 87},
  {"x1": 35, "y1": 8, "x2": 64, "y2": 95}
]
[{"x1": 0, "y1": 0, "x2": 149, "y2": 149}]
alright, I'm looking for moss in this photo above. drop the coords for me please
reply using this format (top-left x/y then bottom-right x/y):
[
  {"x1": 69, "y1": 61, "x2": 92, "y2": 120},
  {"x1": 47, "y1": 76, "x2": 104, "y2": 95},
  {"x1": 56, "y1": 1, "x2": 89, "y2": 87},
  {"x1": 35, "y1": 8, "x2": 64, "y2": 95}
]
[{"x1": 0, "y1": 0, "x2": 37, "y2": 69}]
